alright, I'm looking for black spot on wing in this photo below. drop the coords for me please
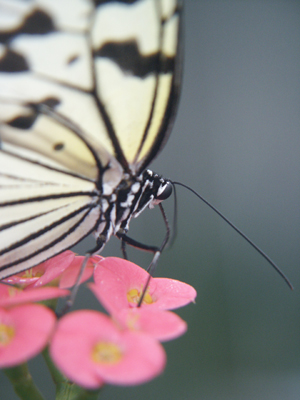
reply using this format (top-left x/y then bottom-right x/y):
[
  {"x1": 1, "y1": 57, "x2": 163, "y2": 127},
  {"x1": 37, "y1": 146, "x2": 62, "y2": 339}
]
[
  {"x1": 8, "y1": 111, "x2": 37, "y2": 130},
  {"x1": 95, "y1": 41, "x2": 175, "y2": 78},
  {"x1": 7, "y1": 98, "x2": 61, "y2": 130},
  {"x1": 53, "y1": 143, "x2": 65, "y2": 151},
  {"x1": 0, "y1": 9, "x2": 56, "y2": 44},
  {"x1": 16, "y1": 10, "x2": 55, "y2": 35},
  {"x1": 0, "y1": 49, "x2": 29, "y2": 72}
]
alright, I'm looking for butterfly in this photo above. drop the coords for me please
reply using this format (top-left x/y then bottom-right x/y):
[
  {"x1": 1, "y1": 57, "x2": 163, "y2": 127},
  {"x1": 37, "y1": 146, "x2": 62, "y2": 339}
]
[{"x1": 0, "y1": 0, "x2": 182, "y2": 279}]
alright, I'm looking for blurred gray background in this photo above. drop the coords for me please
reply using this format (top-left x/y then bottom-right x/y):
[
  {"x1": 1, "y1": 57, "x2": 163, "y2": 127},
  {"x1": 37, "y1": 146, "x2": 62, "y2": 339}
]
[{"x1": 2, "y1": 1, "x2": 300, "y2": 399}]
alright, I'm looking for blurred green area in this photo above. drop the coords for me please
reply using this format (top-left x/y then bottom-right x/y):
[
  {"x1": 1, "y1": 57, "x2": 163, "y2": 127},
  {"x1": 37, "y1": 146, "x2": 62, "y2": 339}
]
[{"x1": 2, "y1": 1, "x2": 300, "y2": 399}]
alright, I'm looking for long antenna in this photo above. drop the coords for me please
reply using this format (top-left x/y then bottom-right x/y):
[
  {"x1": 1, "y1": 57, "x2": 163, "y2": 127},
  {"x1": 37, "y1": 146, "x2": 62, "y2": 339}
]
[{"x1": 172, "y1": 181, "x2": 293, "y2": 290}]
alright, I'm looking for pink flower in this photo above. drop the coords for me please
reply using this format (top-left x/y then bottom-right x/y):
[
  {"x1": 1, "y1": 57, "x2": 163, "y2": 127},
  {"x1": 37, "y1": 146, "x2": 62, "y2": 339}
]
[
  {"x1": 0, "y1": 304, "x2": 56, "y2": 368},
  {"x1": 3, "y1": 252, "x2": 101, "y2": 290},
  {"x1": 50, "y1": 310, "x2": 166, "y2": 388},
  {"x1": 0, "y1": 283, "x2": 69, "y2": 308},
  {"x1": 59, "y1": 255, "x2": 102, "y2": 289},
  {"x1": 92, "y1": 257, "x2": 197, "y2": 314},
  {"x1": 3, "y1": 251, "x2": 75, "y2": 288}
]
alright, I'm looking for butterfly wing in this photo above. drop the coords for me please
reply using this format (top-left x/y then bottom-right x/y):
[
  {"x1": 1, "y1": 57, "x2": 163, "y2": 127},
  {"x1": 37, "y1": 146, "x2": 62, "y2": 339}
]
[
  {"x1": 91, "y1": 0, "x2": 182, "y2": 173},
  {"x1": 0, "y1": 0, "x2": 182, "y2": 278}
]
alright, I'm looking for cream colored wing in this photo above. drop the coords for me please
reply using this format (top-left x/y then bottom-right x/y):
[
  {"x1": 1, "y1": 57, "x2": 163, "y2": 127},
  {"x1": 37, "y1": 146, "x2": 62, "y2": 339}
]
[
  {"x1": 0, "y1": 144, "x2": 102, "y2": 278},
  {"x1": 92, "y1": 0, "x2": 182, "y2": 172},
  {"x1": 0, "y1": 0, "x2": 182, "y2": 175},
  {"x1": 0, "y1": 0, "x2": 182, "y2": 277}
]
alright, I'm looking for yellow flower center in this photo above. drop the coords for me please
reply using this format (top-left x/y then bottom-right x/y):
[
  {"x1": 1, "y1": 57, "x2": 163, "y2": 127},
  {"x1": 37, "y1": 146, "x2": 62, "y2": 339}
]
[
  {"x1": 127, "y1": 287, "x2": 153, "y2": 305},
  {"x1": 92, "y1": 342, "x2": 122, "y2": 364},
  {"x1": 0, "y1": 323, "x2": 15, "y2": 346},
  {"x1": 20, "y1": 268, "x2": 43, "y2": 279}
]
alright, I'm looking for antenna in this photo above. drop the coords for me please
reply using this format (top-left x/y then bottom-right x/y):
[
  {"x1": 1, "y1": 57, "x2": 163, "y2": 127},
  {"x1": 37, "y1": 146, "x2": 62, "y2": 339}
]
[{"x1": 171, "y1": 181, "x2": 293, "y2": 290}]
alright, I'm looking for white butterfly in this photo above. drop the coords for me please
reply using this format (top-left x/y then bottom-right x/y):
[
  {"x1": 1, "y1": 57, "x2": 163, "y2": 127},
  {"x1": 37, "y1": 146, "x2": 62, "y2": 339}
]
[{"x1": 0, "y1": 0, "x2": 182, "y2": 278}]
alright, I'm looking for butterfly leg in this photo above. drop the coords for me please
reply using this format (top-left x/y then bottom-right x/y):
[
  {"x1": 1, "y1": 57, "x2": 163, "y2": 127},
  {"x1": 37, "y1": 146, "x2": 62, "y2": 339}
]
[
  {"x1": 117, "y1": 232, "x2": 160, "y2": 259},
  {"x1": 117, "y1": 231, "x2": 163, "y2": 306},
  {"x1": 118, "y1": 203, "x2": 170, "y2": 268},
  {"x1": 59, "y1": 255, "x2": 91, "y2": 315},
  {"x1": 139, "y1": 205, "x2": 171, "y2": 306},
  {"x1": 59, "y1": 237, "x2": 107, "y2": 315},
  {"x1": 121, "y1": 238, "x2": 128, "y2": 260}
]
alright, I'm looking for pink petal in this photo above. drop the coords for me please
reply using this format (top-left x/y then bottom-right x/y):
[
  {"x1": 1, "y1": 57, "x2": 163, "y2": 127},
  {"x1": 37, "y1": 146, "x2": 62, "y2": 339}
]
[
  {"x1": 0, "y1": 304, "x2": 56, "y2": 368},
  {"x1": 3, "y1": 251, "x2": 75, "y2": 288},
  {"x1": 115, "y1": 308, "x2": 187, "y2": 341},
  {"x1": 147, "y1": 278, "x2": 197, "y2": 310},
  {"x1": 0, "y1": 284, "x2": 69, "y2": 308},
  {"x1": 94, "y1": 257, "x2": 149, "y2": 290},
  {"x1": 96, "y1": 329, "x2": 166, "y2": 386},
  {"x1": 89, "y1": 281, "x2": 128, "y2": 315},
  {"x1": 28, "y1": 251, "x2": 76, "y2": 288},
  {"x1": 50, "y1": 310, "x2": 166, "y2": 388},
  {"x1": 50, "y1": 311, "x2": 105, "y2": 389},
  {"x1": 92, "y1": 257, "x2": 196, "y2": 312},
  {"x1": 92, "y1": 257, "x2": 153, "y2": 314},
  {"x1": 58, "y1": 256, "x2": 96, "y2": 289}
]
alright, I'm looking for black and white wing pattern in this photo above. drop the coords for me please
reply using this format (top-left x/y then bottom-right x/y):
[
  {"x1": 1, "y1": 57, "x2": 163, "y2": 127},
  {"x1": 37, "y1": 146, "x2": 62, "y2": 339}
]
[{"x1": 0, "y1": 0, "x2": 182, "y2": 279}]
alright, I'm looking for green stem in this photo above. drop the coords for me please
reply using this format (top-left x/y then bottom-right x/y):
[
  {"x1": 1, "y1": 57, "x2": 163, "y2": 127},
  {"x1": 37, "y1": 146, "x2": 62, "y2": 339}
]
[
  {"x1": 56, "y1": 383, "x2": 102, "y2": 400},
  {"x1": 42, "y1": 348, "x2": 102, "y2": 400},
  {"x1": 4, "y1": 363, "x2": 45, "y2": 400},
  {"x1": 42, "y1": 347, "x2": 67, "y2": 386}
]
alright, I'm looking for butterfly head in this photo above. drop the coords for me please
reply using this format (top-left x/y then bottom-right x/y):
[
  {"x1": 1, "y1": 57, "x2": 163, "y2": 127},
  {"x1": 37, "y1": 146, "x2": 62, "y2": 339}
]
[
  {"x1": 138, "y1": 170, "x2": 172, "y2": 212},
  {"x1": 149, "y1": 179, "x2": 173, "y2": 208}
]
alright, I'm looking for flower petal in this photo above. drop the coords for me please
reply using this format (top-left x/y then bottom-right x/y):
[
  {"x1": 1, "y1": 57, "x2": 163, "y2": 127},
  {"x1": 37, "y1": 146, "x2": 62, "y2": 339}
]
[
  {"x1": 115, "y1": 308, "x2": 187, "y2": 341},
  {"x1": 147, "y1": 278, "x2": 197, "y2": 310},
  {"x1": 0, "y1": 284, "x2": 69, "y2": 308},
  {"x1": 58, "y1": 256, "x2": 99, "y2": 289},
  {"x1": 0, "y1": 304, "x2": 56, "y2": 368},
  {"x1": 92, "y1": 257, "x2": 196, "y2": 312},
  {"x1": 3, "y1": 251, "x2": 75, "y2": 288},
  {"x1": 50, "y1": 310, "x2": 166, "y2": 388}
]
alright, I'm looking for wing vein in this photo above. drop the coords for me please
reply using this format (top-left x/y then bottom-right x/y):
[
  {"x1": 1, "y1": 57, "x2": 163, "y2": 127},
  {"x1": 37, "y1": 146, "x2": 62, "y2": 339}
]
[{"x1": 0, "y1": 203, "x2": 98, "y2": 258}]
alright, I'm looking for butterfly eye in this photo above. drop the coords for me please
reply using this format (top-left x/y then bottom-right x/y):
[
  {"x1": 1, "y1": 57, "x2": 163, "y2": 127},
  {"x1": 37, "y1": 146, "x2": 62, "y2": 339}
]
[{"x1": 156, "y1": 182, "x2": 172, "y2": 201}]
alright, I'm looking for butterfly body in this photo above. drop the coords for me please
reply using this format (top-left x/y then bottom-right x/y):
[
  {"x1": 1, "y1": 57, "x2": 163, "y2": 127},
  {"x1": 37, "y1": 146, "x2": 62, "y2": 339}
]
[
  {"x1": 0, "y1": 0, "x2": 181, "y2": 279},
  {"x1": 93, "y1": 169, "x2": 171, "y2": 253}
]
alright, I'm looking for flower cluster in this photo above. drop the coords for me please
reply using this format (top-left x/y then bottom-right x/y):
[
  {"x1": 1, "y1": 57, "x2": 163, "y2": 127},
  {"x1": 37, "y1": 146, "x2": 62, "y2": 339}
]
[{"x1": 0, "y1": 251, "x2": 196, "y2": 391}]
